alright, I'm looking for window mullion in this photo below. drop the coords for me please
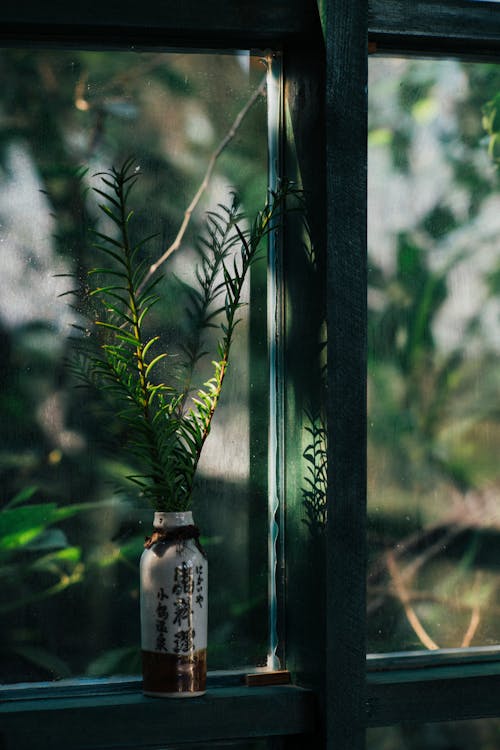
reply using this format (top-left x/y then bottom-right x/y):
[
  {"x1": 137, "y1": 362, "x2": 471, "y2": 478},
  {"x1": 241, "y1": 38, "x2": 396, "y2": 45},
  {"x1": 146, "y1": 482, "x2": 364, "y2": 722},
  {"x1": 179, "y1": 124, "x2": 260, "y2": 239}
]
[{"x1": 324, "y1": 0, "x2": 368, "y2": 748}]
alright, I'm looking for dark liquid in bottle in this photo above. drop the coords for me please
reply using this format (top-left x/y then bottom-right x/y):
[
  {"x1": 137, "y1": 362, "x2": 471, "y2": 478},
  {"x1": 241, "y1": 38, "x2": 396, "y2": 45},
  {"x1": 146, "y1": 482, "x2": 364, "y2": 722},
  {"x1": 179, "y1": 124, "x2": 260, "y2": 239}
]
[{"x1": 142, "y1": 649, "x2": 207, "y2": 696}]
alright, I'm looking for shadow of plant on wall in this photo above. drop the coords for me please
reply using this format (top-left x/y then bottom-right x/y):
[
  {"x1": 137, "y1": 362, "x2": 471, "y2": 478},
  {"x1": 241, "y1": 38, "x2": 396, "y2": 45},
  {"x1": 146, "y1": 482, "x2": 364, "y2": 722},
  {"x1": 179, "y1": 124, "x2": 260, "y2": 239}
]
[
  {"x1": 299, "y1": 218, "x2": 327, "y2": 540},
  {"x1": 302, "y1": 409, "x2": 327, "y2": 539}
]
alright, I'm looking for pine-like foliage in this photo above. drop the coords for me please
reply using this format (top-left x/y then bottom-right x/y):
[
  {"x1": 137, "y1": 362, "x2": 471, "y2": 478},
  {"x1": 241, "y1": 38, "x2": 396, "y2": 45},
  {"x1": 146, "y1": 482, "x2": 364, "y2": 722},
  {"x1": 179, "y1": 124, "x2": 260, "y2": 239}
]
[{"x1": 69, "y1": 159, "x2": 295, "y2": 511}]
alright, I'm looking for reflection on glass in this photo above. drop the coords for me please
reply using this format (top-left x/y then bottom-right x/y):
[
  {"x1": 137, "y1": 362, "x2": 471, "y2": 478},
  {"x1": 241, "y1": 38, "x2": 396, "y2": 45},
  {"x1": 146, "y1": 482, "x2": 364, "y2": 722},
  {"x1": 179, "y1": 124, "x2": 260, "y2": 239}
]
[
  {"x1": 368, "y1": 719, "x2": 500, "y2": 750},
  {"x1": 368, "y1": 57, "x2": 500, "y2": 652},
  {"x1": 0, "y1": 48, "x2": 269, "y2": 682}
]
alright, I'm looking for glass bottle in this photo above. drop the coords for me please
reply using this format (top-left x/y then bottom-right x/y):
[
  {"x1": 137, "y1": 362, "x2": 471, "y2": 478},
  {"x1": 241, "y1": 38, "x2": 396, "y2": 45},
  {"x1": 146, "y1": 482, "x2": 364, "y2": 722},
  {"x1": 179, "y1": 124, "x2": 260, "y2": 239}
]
[{"x1": 140, "y1": 511, "x2": 208, "y2": 697}]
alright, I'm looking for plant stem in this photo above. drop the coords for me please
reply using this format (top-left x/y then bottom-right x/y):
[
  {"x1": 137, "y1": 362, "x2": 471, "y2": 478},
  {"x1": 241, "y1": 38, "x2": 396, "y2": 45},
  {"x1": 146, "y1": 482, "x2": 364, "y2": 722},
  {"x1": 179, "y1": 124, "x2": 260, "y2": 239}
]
[{"x1": 116, "y1": 172, "x2": 165, "y2": 496}]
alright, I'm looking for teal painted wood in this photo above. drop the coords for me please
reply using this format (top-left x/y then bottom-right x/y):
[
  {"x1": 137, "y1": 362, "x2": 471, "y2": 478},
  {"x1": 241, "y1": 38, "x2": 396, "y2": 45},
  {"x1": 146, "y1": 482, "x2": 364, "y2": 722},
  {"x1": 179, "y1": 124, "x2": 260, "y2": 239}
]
[
  {"x1": 0, "y1": 684, "x2": 315, "y2": 750},
  {"x1": 369, "y1": 0, "x2": 500, "y2": 52},
  {"x1": 281, "y1": 4, "x2": 328, "y2": 716},
  {"x1": 0, "y1": 0, "x2": 314, "y2": 47},
  {"x1": 367, "y1": 648, "x2": 500, "y2": 725},
  {"x1": 366, "y1": 664, "x2": 500, "y2": 726},
  {"x1": 3, "y1": 0, "x2": 500, "y2": 47},
  {"x1": 277, "y1": 9, "x2": 332, "y2": 748},
  {"x1": 368, "y1": 645, "x2": 500, "y2": 672},
  {"x1": 324, "y1": 0, "x2": 367, "y2": 748},
  {"x1": 369, "y1": 660, "x2": 500, "y2": 684}
]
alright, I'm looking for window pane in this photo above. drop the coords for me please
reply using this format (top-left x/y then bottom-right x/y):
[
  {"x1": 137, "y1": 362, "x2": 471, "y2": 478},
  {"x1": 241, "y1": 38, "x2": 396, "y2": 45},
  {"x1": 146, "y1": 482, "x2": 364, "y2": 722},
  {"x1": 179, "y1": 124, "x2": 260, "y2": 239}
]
[
  {"x1": 368, "y1": 57, "x2": 500, "y2": 652},
  {"x1": 0, "y1": 47, "x2": 271, "y2": 682},
  {"x1": 368, "y1": 719, "x2": 500, "y2": 749}
]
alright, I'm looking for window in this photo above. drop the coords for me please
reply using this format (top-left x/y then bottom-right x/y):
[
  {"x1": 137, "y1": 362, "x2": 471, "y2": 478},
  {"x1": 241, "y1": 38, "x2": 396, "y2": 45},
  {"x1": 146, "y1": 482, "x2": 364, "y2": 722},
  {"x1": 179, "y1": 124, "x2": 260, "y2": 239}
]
[
  {"x1": 368, "y1": 55, "x2": 500, "y2": 655},
  {"x1": 2, "y1": 1, "x2": 500, "y2": 749},
  {"x1": 0, "y1": 5, "x2": 321, "y2": 748},
  {"x1": 0, "y1": 45, "x2": 272, "y2": 683},
  {"x1": 365, "y1": 2, "x2": 500, "y2": 748}
]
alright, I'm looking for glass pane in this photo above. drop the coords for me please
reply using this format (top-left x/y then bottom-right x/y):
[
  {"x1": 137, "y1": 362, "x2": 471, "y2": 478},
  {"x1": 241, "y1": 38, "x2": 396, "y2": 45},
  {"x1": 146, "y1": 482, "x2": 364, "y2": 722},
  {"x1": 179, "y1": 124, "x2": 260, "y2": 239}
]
[
  {"x1": 368, "y1": 57, "x2": 500, "y2": 652},
  {"x1": 0, "y1": 47, "x2": 271, "y2": 682},
  {"x1": 368, "y1": 719, "x2": 500, "y2": 749}
]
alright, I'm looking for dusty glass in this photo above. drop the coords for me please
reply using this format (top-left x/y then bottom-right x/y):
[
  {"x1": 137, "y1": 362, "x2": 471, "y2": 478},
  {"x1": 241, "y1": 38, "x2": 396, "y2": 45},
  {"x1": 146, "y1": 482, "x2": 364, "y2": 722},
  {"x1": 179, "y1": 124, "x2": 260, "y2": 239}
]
[
  {"x1": 368, "y1": 57, "x2": 500, "y2": 652},
  {"x1": 0, "y1": 47, "x2": 272, "y2": 682}
]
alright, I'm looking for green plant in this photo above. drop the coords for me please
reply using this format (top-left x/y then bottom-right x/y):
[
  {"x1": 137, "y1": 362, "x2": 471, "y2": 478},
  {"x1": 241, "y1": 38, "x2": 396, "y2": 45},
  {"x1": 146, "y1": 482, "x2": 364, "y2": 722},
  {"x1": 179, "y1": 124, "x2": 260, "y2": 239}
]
[
  {"x1": 69, "y1": 158, "x2": 294, "y2": 512},
  {"x1": 0, "y1": 487, "x2": 89, "y2": 678}
]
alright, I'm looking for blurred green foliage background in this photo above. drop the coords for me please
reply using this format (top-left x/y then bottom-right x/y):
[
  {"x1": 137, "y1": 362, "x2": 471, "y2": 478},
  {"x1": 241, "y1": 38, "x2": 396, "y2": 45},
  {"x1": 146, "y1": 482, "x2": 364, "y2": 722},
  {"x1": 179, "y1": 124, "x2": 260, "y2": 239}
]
[{"x1": 368, "y1": 57, "x2": 500, "y2": 658}]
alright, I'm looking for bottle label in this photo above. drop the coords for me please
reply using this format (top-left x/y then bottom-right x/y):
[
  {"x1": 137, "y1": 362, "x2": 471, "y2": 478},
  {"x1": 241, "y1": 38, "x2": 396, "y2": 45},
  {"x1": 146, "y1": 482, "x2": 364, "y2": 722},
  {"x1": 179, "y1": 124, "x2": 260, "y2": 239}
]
[{"x1": 140, "y1": 541, "x2": 208, "y2": 655}]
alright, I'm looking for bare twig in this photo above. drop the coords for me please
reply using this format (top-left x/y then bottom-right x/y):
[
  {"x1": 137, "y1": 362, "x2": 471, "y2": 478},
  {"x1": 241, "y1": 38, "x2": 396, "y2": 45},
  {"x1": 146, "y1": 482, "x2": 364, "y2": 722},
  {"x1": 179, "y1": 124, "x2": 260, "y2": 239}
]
[
  {"x1": 368, "y1": 520, "x2": 464, "y2": 584},
  {"x1": 401, "y1": 526, "x2": 463, "y2": 582},
  {"x1": 386, "y1": 550, "x2": 439, "y2": 650},
  {"x1": 75, "y1": 54, "x2": 267, "y2": 291},
  {"x1": 136, "y1": 74, "x2": 267, "y2": 295},
  {"x1": 368, "y1": 583, "x2": 500, "y2": 617},
  {"x1": 461, "y1": 604, "x2": 481, "y2": 648},
  {"x1": 461, "y1": 573, "x2": 482, "y2": 648}
]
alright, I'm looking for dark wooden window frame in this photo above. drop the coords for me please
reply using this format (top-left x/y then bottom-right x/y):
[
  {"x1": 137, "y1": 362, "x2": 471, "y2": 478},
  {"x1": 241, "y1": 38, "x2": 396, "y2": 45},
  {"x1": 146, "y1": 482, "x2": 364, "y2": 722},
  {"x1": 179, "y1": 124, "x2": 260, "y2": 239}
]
[{"x1": 1, "y1": 1, "x2": 500, "y2": 748}]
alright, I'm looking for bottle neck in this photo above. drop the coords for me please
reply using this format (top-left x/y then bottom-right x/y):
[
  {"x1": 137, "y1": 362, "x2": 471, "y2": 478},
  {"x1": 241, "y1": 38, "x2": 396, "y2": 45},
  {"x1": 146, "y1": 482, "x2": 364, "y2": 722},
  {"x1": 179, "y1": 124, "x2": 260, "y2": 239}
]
[{"x1": 153, "y1": 511, "x2": 193, "y2": 530}]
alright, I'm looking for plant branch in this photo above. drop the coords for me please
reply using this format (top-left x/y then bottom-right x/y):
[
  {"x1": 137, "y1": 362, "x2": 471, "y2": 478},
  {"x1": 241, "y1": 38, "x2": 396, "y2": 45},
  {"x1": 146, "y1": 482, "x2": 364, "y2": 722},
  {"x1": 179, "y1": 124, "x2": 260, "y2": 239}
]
[
  {"x1": 386, "y1": 550, "x2": 439, "y2": 650},
  {"x1": 461, "y1": 572, "x2": 482, "y2": 648},
  {"x1": 400, "y1": 526, "x2": 462, "y2": 583},
  {"x1": 368, "y1": 583, "x2": 500, "y2": 616},
  {"x1": 461, "y1": 603, "x2": 481, "y2": 648},
  {"x1": 137, "y1": 75, "x2": 267, "y2": 296},
  {"x1": 368, "y1": 515, "x2": 473, "y2": 599},
  {"x1": 71, "y1": 160, "x2": 297, "y2": 512}
]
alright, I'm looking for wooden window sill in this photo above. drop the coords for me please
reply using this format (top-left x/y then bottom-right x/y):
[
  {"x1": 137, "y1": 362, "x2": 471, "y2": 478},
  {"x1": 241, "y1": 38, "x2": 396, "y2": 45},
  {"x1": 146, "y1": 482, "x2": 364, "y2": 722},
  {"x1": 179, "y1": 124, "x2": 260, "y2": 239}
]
[{"x1": 0, "y1": 678, "x2": 316, "y2": 750}]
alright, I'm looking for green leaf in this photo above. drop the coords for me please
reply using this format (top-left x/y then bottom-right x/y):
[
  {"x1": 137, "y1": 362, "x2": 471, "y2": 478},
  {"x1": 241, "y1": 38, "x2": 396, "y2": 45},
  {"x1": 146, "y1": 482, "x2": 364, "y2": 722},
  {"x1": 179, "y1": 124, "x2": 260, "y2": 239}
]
[
  {"x1": 61, "y1": 159, "x2": 295, "y2": 512},
  {"x1": 0, "y1": 504, "x2": 59, "y2": 551},
  {"x1": 145, "y1": 353, "x2": 168, "y2": 379},
  {"x1": 4, "y1": 486, "x2": 38, "y2": 509},
  {"x1": 0, "y1": 501, "x2": 91, "y2": 555},
  {"x1": 90, "y1": 284, "x2": 127, "y2": 297},
  {"x1": 24, "y1": 528, "x2": 68, "y2": 550},
  {"x1": 96, "y1": 322, "x2": 139, "y2": 344},
  {"x1": 92, "y1": 187, "x2": 121, "y2": 209},
  {"x1": 10, "y1": 645, "x2": 72, "y2": 679},
  {"x1": 91, "y1": 230, "x2": 125, "y2": 250},
  {"x1": 132, "y1": 232, "x2": 159, "y2": 254},
  {"x1": 86, "y1": 646, "x2": 141, "y2": 677},
  {"x1": 32, "y1": 546, "x2": 82, "y2": 568},
  {"x1": 137, "y1": 301, "x2": 159, "y2": 329},
  {"x1": 91, "y1": 243, "x2": 128, "y2": 267},
  {"x1": 100, "y1": 302, "x2": 135, "y2": 326},
  {"x1": 99, "y1": 204, "x2": 123, "y2": 228},
  {"x1": 142, "y1": 336, "x2": 160, "y2": 358},
  {"x1": 488, "y1": 132, "x2": 500, "y2": 162},
  {"x1": 88, "y1": 267, "x2": 128, "y2": 279}
]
